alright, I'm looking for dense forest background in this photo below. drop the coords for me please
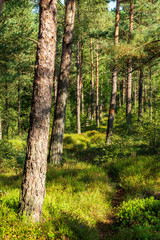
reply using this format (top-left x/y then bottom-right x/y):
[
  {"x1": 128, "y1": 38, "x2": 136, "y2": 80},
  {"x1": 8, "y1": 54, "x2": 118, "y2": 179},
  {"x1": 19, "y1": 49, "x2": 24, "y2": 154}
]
[{"x1": 0, "y1": 0, "x2": 160, "y2": 239}]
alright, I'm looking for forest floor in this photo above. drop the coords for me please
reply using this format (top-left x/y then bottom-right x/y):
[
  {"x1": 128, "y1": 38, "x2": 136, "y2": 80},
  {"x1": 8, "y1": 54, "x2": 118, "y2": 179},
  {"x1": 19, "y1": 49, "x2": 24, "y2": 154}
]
[{"x1": 0, "y1": 114, "x2": 160, "y2": 239}]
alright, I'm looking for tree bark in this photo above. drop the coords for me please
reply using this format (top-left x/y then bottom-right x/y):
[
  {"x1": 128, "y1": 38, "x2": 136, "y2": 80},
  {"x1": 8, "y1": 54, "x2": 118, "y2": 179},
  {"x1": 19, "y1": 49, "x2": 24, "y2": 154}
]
[
  {"x1": 90, "y1": 37, "x2": 94, "y2": 121},
  {"x1": 106, "y1": 0, "x2": 120, "y2": 144},
  {"x1": 54, "y1": 69, "x2": 58, "y2": 109},
  {"x1": 19, "y1": 0, "x2": 57, "y2": 222},
  {"x1": 149, "y1": 66, "x2": 152, "y2": 121},
  {"x1": 49, "y1": 0, "x2": 76, "y2": 165},
  {"x1": 134, "y1": 80, "x2": 137, "y2": 112},
  {"x1": 100, "y1": 78, "x2": 103, "y2": 120},
  {"x1": 126, "y1": 0, "x2": 134, "y2": 121},
  {"x1": 77, "y1": 0, "x2": 81, "y2": 134},
  {"x1": 80, "y1": 36, "x2": 84, "y2": 115},
  {"x1": 138, "y1": 67, "x2": 143, "y2": 121},
  {"x1": 96, "y1": 38, "x2": 99, "y2": 128},
  {"x1": 0, "y1": 113, "x2": 2, "y2": 140},
  {"x1": 18, "y1": 81, "x2": 21, "y2": 136},
  {"x1": 144, "y1": 82, "x2": 147, "y2": 112},
  {"x1": 118, "y1": 79, "x2": 121, "y2": 108},
  {"x1": 5, "y1": 81, "x2": 8, "y2": 138},
  {"x1": 122, "y1": 74, "x2": 126, "y2": 105}
]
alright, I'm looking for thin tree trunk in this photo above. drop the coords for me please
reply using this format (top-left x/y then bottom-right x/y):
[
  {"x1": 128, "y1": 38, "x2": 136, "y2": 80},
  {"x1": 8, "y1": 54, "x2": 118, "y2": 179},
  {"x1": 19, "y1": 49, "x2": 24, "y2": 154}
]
[
  {"x1": 90, "y1": 37, "x2": 94, "y2": 121},
  {"x1": 77, "y1": 0, "x2": 81, "y2": 134},
  {"x1": 80, "y1": 36, "x2": 84, "y2": 115},
  {"x1": 144, "y1": 82, "x2": 147, "y2": 112},
  {"x1": 149, "y1": 66, "x2": 152, "y2": 121},
  {"x1": 96, "y1": 38, "x2": 99, "y2": 128},
  {"x1": 19, "y1": 0, "x2": 57, "y2": 222},
  {"x1": 138, "y1": 67, "x2": 143, "y2": 121},
  {"x1": 54, "y1": 69, "x2": 58, "y2": 109},
  {"x1": 122, "y1": 74, "x2": 126, "y2": 105},
  {"x1": 106, "y1": 0, "x2": 120, "y2": 144},
  {"x1": 0, "y1": 113, "x2": 2, "y2": 140},
  {"x1": 18, "y1": 81, "x2": 21, "y2": 136},
  {"x1": 134, "y1": 81, "x2": 137, "y2": 112},
  {"x1": 5, "y1": 81, "x2": 8, "y2": 138},
  {"x1": 100, "y1": 78, "x2": 103, "y2": 120},
  {"x1": 49, "y1": 0, "x2": 76, "y2": 165},
  {"x1": 118, "y1": 79, "x2": 121, "y2": 107},
  {"x1": 126, "y1": 0, "x2": 134, "y2": 121}
]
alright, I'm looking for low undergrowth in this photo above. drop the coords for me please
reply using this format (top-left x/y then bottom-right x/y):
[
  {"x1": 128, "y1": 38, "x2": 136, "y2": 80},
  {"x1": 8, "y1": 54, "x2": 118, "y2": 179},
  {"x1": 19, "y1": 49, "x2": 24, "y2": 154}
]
[{"x1": 0, "y1": 116, "x2": 160, "y2": 239}]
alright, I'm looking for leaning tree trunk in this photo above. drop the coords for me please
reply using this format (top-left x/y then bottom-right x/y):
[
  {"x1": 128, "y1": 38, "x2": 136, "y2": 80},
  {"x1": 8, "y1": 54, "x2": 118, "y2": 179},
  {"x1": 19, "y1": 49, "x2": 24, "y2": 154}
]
[
  {"x1": 96, "y1": 38, "x2": 99, "y2": 128},
  {"x1": 49, "y1": 0, "x2": 76, "y2": 165},
  {"x1": 138, "y1": 67, "x2": 143, "y2": 121},
  {"x1": 106, "y1": 0, "x2": 120, "y2": 144},
  {"x1": 19, "y1": 0, "x2": 57, "y2": 222},
  {"x1": 126, "y1": 0, "x2": 134, "y2": 121},
  {"x1": 90, "y1": 37, "x2": 94, "y2": 121},
  {"x1": 77, "y1": 0, "x2": 81, "y2": 134}
]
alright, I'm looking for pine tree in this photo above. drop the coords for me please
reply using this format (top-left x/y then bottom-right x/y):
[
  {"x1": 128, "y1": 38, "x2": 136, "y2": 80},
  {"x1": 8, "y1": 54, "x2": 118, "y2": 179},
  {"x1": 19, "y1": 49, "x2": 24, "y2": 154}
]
[{"x1": 19, "y1": 0, "x2": 57, "y2": 221}]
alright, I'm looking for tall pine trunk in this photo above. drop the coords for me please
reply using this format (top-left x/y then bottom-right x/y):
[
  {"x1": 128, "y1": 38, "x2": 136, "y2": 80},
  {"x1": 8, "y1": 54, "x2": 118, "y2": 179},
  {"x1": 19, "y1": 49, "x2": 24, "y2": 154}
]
[
  {"x1": 126, "y1": 0, "x2": 134, "y2": 121},
  {"x1": 19, "y1": 0, "x2": 57, "y2": 222},
  {"x1": 49, "y1": 0, "x2": 76, "y2": 165},
  {"x1": 77, "y1": 0, "x2": 81, "y2": 134},
  {"x1": 18, "y1": 81, "x2": 21, "y2": 136},
  {"x1": 96, "y1": 39, "x2": 99, "y2": 128},
  {"x1": 90, "y1": 37, "x2": 94, "y2": 121},
  {"x1": 80, "y1": 36, "x2": 84, "y2": 115},
  {"x1": 54, "y1": 69, "x2": 58, "y2": 109},
  {"x1": 138, "y1": 67, "x2": 143, "y2": 121},
  {"x1": 149, "y1": 66, "x2": 152, "y2": 121},
  {"x1": 5, "y1": 81, "x2": 9, "y2": 138},
  {"x1": 118, "y1": 79, "x2": 121, "y2": 108},
  {"x1": 134, "y1": 81, "x2": 137, "y2": 112},
  {"x1": 0, "y1": 113, "x2": 2, "y2": 140},
  {"x1": 100, "y1": 78, "x2": 103, "y2": 120},
  {"x1": 144, "y1": 82, "x2": 147, "y2": 112},
  {"x1": 106, "y1": 0, "x2": 120, "y2": 144},
  {"x1": 122, "y1": 74, "x2": 126, "y2": 105}
]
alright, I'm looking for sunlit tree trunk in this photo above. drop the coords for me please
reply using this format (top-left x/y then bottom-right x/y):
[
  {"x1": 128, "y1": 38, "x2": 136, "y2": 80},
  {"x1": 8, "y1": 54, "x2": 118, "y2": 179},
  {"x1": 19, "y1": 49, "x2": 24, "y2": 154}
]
[
  {"x1": 138, "y1": 67, "x2": 143, "y2": 121},
  {"x1": 106, "y1": 0, "x2": 120, "y2": 144},
  {"x1": 126, "y1": 0, "x2": 134, "y2": 121},
  {"x1": 90, "y1": 37, "x2": 94, "y2": 121},
  {"x1": 96, "y1": 38, "x2": 99, "y2": 128},
  {"x1": 49, "y1": 0, "x2": 76, "y2": 165},
  {"x1": 19, "y1": 0, "x2": 57, "y2": 222}
]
